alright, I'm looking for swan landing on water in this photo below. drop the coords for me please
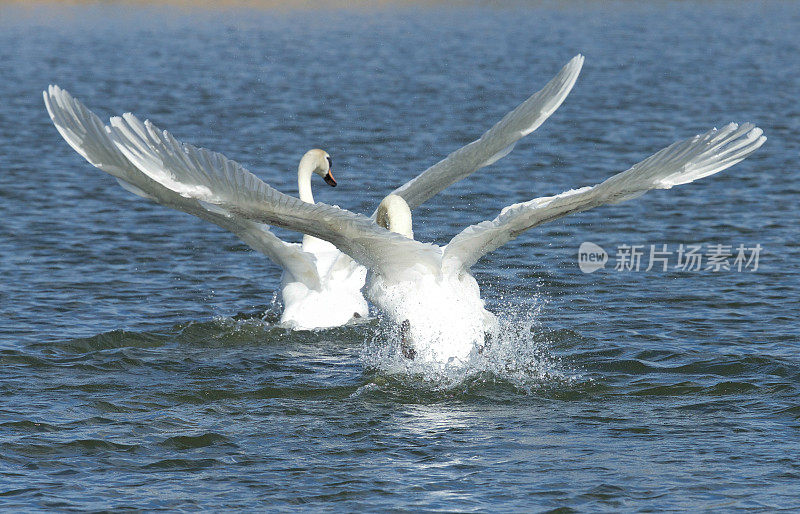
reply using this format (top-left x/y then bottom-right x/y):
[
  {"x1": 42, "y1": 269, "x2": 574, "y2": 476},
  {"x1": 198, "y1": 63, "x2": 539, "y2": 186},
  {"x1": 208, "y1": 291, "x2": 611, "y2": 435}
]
[
  {"x1": 44, "y1": 54, "x2": 585, "y2": 331},
  {"x1": 107, "y1": 108, "x2": 765, "y2": 364}
]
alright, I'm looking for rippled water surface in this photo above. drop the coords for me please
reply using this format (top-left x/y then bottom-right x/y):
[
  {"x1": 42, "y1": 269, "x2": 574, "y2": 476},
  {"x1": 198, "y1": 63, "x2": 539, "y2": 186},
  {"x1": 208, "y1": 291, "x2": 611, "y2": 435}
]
[{"x1": 1, "y1": 1, "x2": 799, "y2": 510}]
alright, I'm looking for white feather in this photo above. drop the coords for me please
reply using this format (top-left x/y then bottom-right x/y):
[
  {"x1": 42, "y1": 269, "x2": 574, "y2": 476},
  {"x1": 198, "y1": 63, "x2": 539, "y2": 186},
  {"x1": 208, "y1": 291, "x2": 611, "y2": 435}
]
[
  {"x1": 44, "y1": 85, "x2": 340, "y2": 317},
  {"x1": 443, "y1": 124, "x2": 766, "y2": 270},
  {"x1": 107, "y1": 113, "x2": 444, "y2": 282},
  {"x1": 386, "y1": 54, "x2": 584, "y2": 212}
]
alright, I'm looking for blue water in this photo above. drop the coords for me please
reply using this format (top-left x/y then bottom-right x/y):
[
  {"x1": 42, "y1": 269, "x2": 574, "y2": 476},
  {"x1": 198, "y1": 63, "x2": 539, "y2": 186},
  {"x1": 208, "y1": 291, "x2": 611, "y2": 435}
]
[{"x1": 1, "y1": 1, "x2": 799, "y2": 510}]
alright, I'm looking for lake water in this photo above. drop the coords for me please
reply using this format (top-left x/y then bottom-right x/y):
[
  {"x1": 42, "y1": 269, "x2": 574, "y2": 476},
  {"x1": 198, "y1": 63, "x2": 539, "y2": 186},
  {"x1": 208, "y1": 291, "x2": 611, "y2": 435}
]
[{"x1": 1, "y1": 1, "x2": 799, "y2": 510}]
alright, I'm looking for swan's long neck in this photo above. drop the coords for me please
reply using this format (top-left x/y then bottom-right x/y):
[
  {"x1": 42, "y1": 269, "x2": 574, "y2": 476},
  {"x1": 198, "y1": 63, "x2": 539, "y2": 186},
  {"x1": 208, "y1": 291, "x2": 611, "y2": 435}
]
[
  {"x1": 297, "y1": 161, "x2": 315, "y2": 204},
  {"x1": 298, "y1": 157, "x2": 328, "y2": 251},
  {"x1": 376, "y1": 195, "x2": 413, "y2": 239}
]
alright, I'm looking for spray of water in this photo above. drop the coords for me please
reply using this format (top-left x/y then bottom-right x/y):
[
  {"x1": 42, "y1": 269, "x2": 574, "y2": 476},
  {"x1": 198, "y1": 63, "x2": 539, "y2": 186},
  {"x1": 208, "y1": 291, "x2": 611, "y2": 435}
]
[{"x1": 360, "y1": 295, "x2": 582, "y2": 393}]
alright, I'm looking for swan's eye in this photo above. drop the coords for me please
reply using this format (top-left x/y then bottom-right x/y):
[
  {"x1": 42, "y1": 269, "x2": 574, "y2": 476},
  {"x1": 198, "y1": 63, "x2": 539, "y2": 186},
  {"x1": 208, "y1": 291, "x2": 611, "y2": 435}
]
[{"x1": 326, "y1": 156, "x2": 332, "y2": 169}]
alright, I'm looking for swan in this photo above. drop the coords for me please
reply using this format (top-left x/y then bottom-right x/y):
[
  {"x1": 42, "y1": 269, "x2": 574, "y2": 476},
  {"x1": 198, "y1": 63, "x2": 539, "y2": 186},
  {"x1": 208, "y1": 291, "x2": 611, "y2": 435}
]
[
  {"x1": 107, "y1": 104, "x2": 765, "y2": 363},
  {"x1": 43, "y1": 54, "x2": 584, "y2": 330},
  {"x1": 44, "y1": 86, "x2": 366, "y2": 328}
]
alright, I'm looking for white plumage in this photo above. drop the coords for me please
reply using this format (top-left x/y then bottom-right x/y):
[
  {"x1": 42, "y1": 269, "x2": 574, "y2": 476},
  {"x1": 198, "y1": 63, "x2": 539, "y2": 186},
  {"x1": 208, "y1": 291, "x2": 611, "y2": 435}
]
[
  {"x1": 108, "y1": 104, "x2": 765, "y2": 363},
  {"x1": 44, "y1": 55, "x2": 584, "y2": 330}
]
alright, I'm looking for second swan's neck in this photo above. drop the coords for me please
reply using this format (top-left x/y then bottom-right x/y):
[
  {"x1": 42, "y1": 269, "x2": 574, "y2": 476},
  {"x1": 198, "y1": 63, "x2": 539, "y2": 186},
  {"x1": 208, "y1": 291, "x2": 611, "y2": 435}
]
[
  {"x1": 298, "y1": 158, "x2": 328, "y2": 251},
  {"x1": 298, "y1": 161, "x2": 315, "y2": 204}
]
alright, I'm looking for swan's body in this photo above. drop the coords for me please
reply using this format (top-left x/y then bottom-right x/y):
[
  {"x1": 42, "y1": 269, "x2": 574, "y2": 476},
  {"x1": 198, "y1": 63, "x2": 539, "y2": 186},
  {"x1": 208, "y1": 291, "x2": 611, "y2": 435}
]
[
  {"x1": 45, "y1": 55, "x2": 585, "y2": 330},
  {"x1": 371, "y1": 194, "x2": 493, "y2": 361},
  {"x1": 278, "y1": 149, "x2": 369, "y2": 328},
  {"x1": 280, "y1": 235, "x2": 368, "y2": 329},
  {"x1": 106, "y1": 78, "x2": 765, "y2": 364},
  {"x1": 367, "y1": 260, "x2": 496, "y2": 362}
]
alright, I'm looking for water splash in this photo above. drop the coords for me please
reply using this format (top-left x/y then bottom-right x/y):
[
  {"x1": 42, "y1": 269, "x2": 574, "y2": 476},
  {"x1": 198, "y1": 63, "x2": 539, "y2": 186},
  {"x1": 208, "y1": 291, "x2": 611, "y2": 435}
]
[
  {"x1": 262, "y1": 291, "x2": 283, "y2": 323},
  {"x1": 360, "y1": 298, "x2": 582, "y2": 392}
]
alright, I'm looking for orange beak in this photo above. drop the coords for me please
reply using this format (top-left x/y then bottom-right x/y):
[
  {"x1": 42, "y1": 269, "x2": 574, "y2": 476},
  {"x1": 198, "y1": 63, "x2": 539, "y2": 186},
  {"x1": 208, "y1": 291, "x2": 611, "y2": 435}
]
[{"x1": 323, "y1": 170, "x2": 336, "y2": 187}]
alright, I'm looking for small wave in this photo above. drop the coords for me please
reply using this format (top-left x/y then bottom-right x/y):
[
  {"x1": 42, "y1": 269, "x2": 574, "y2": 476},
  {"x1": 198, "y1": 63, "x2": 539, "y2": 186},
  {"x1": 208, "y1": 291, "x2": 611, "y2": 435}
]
[
  {"x1": 141, "y1": 458, "x2": 222, "y2": 471},
  {"x1": 158, "y1": 433, "x2": 233, "y2": 450},
  {"x1": 0, "y1": 420, "x2": 58, "y2": 433},
  {"x1": 175, "y1": 316, "x2": 297, "y2": 347},
  {"x1": 2, "y1": 438, "x2": 139, "y2": 458},
  {"x1": 57, "y1": 330, "x2": 168, "y2": 353},
  {"x1": 92, "y1": 400, "x2": 142, "y2": 414},
  {"x1": 0, "y1": 488, "x2": 39, "y2": 498}
]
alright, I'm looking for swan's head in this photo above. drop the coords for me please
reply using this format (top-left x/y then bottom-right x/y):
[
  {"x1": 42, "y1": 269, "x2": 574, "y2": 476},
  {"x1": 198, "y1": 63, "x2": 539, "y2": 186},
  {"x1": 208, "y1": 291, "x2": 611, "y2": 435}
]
[
  {"x1": 300, "y1": 149, "x2": 336, "y2": 187},
  {"x1": 376, "y1": 194, "x2": 413, "y2": 239}
]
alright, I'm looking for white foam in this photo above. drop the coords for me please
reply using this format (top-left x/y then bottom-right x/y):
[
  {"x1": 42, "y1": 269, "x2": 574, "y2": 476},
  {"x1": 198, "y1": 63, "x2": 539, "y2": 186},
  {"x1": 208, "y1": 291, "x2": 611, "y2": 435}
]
[
  {"x1": 361, "y1": 295, "x2": 582, "y2": 391},
  {"x1": 367, "y1": 271, "x2": 493, "y2": 365}
]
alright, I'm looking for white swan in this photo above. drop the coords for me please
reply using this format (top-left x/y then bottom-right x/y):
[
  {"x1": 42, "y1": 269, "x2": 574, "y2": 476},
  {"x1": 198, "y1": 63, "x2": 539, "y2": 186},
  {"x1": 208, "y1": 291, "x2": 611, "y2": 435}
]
[
  {"x1": 108, "y1": 105, "x2": 765, "y2": 363},
  {"x1": 44, "y1": 55, "x2": 584, "y2": 330},
  {"x1": 44, "y1": 86, "x2": 366, "y2": 328}
]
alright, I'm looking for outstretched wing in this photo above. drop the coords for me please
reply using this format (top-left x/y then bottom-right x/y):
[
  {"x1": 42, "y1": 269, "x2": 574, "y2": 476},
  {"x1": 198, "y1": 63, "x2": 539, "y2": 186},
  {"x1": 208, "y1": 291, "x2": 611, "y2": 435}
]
[
  {"x1": 443, "y1": 123, "x2": 766, "y2": 270},
  {"x1": 44, "y1": 85, "x2": 322, "y2": 289},
  {"x1": 385, "y1": 54, "x2": 584, "y2": 213},
  {"x1": 108, "y1": 113, "x2": 443, "y2": 281}
]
